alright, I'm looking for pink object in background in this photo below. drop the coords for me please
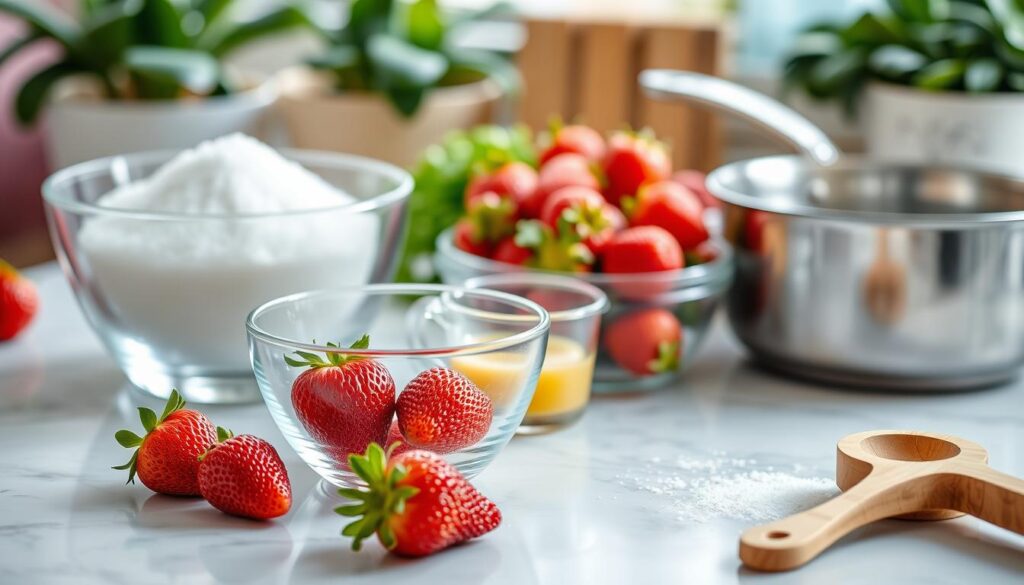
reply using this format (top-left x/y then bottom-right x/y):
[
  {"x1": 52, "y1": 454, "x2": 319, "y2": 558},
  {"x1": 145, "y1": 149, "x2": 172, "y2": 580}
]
[{"x1": 0, "y1": 12, "x2": 60, "y2": 260}]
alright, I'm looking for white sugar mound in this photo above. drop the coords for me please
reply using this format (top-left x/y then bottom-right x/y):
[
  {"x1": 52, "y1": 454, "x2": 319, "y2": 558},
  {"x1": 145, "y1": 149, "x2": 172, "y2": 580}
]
[
  {"x1": 78, "y1": 134, "x2": 381, "y2": 370},
  {"x1": 97, "y1": 133, "x2": 347, "y2": 214},
  {"x1": 620, "y1": 455, "x2": 839, "y2": 524}
]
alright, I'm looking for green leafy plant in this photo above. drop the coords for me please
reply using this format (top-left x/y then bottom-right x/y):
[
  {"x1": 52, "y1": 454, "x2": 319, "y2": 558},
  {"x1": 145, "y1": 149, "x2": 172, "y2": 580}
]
[
  {"x1": 785, "y1": 0, "x2": 1024, "y2": 115},
  {"x1": 397, "y1": 124, "x2": 535, "y2": 283},
  {"x1": 0, "y1": 0, "x2": 314, "y2": 125},
  {"x1": 306, "y1": 0, "x2": 518, "y2": 117}
]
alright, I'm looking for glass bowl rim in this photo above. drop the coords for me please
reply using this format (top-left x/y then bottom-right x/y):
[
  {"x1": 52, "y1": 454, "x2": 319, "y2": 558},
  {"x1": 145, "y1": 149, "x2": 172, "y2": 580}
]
[
  {"x1": 41, "y1": 148, "x2": 413, "y2": 221},
  {"x1": 463, "y1": 273, "x2": 609, "y2": 323},
  {"x1": 246, "y1": 283, "x2": 552, "y2": 358},
  {"x1": 435, "y1": 227, "x2": 734, "y2": 287}
]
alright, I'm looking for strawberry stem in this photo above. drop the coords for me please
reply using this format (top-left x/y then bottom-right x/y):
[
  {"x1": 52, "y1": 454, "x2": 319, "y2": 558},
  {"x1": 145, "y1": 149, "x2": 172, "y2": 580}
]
[
  {"x1": 112, "y1": 389, "x2": 187, "y2": 484},
  {"x1": 648, "y1": 340, "x2": 681, "y2": 374},
  {"x1": 284, "y1": 334, "x2": 372, "y2": 369},
  {"x1": 335, "y1": 443, "x2": 420, "y2": 552}
]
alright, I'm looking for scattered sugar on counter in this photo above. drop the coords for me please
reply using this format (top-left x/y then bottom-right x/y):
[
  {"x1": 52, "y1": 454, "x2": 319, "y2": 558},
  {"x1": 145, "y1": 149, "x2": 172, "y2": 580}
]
[
  {"x1": 80, "y1": 134, "x2": 380, "y2": 370},
  {"x1": 619, "y1": 454, "x2": 838, "y2": 524}
]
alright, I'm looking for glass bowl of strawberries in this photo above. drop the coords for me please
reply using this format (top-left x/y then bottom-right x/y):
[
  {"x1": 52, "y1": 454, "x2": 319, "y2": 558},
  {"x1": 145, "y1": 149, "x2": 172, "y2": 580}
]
[
  {"x1": 246, "y1": 284, "x2": 550, "y2": 487},
  {"x1": 432, "y1": 125, "x2": 733, "y2": 392}
]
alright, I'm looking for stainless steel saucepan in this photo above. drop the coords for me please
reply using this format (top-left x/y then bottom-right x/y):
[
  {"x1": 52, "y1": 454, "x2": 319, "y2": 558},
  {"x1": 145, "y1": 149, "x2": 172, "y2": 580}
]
[{"x1": 640, "y1": 69, "x2": 1024, "y2": 390}]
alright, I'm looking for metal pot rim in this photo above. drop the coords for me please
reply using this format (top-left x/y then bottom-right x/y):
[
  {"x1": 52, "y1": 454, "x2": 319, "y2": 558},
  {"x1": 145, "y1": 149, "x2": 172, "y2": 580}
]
[{"x1": 707, "y1": 155, "x2": 1024, "y2": 227}]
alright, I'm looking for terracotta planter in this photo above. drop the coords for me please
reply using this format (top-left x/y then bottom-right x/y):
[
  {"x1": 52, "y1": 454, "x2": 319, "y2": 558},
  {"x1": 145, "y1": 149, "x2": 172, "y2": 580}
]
[
  {"x1": 44, "y1": 78, "x2": 275, "y2": 169},
  {"x1": 864, "y1": 83, "x2": 1024, "y2": 174},
  {"x1": 276, "y1": 67, "x2": 501, "y2": 168}
]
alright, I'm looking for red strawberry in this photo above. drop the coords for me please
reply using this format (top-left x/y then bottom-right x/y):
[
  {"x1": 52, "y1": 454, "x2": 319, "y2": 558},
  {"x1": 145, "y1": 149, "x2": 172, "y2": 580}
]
[
  {"x1": 605, "y1": 308, "x2": 682, "y2": 375},
  {"x1": 113, "y1": 389, "x2": 218, "y2": 496},
  {"x1": 672, "y1": 170, "x2": 721, "y2": 210},
  {"x1": 286, "y1": 335, "x2": 396, "y2": 465},
  {"x1": 465, "y1": 161, "x2": 537, "y2": 209},
  {"x1": 198, "y1": 433, "x2": 292, "y2": 520},
  {"x1": 521, "y1": 153, "x2": 600, "y2": 218},
  {"x1": 514, "y1": 220, "x2": 595, "y2": 273},
  {"x1": 385, "y1": 419, "x2": 414, "y2": 457},
  {"x1": 453, "y1": 218, "x2": 491, "y2": 257},
  {"x1": 396, "y1": 367, "x2": 493, "y2": 454},
  {"x1": 603, "y1": 131, "x2": 671, "y2": 207},
  {"x1": 338, "y1": 444, "x2": 501, "y2": 557},
  {"x1": 466, "y1": 191, "x2": 518, "y2": 242},
  {"x1": 602, "y1": 226, "x2": 683, "y2": 274},
  {"x1": 685, "y1": 240, "x2": 719, "y2": 265},
  {"x1": 0, "y1": 259, "x2": 38, "y2": 341},
  {"x1": 492, "y1": 236, "x2": 533, "y2": 265},
  {"x1": 539, "y1": 124, "x2": 606, "y2": 165},
  {"x1": 540, "y1": 186, "x2": 623, "y2": 254},
  {"x1": 629, "y1": 181, "x2": 709, "y2": 250}
]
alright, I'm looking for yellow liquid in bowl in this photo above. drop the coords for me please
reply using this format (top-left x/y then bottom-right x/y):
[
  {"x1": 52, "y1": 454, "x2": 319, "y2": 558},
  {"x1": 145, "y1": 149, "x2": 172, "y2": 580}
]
[{"x1": 452, "y1": 336, "x2": 595, "y2": 419}]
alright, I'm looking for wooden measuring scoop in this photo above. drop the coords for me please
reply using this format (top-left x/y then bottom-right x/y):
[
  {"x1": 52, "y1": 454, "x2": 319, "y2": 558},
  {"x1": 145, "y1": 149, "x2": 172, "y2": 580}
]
[{"x1": 740, "y1": 430, "x2": 1024, "y2": 572}]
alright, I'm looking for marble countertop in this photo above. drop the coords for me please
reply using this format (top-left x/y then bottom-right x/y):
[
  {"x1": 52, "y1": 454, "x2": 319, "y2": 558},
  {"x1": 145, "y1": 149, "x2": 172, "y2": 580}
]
[{"x1": 1, "y1": 263, "x2": 1022, "y2": 585}]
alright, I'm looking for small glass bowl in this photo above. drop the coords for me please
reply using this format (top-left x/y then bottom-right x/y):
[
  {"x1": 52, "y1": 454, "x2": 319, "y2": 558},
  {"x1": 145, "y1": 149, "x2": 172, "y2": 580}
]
[
  {"x1": 435, "y1": 229, "x2": 734, "y2": 392},
  {"x1": 246, "y1": 284, "x2": 550, "y2": 487},
  {"x1": 43, "y1": 149, "x2": 411, "y2": 404},
  {"x1": 463, "y1": 274, "x2": 608, "y2": 434}
]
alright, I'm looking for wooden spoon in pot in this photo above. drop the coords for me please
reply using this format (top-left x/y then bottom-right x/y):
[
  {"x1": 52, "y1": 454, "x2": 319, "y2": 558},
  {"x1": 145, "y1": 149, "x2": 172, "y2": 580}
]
[{"x1": 739, "y1": 430, "x2": 1024, "y2": 572}]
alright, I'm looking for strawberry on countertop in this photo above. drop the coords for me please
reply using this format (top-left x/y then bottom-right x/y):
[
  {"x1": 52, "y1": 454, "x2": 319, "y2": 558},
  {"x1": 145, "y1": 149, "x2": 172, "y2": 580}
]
[
  {"x1": 286, "y1": 335, "x2": 396, "y2": 465},
  {"x1": 337, "y1": 444, "x2": 501, "y2": 557},
  {"x1": 396, "y1": 367, "x2": 493, "y2": 454},
  {"x1": 198, "y1": 432, "x2": 292, "y2": 520},
  {"x1": 0, "y1": 259, "x2": 38, "y2": 341},
  {"x1": 113, "y1": 389, "x2": 218, "y2": 496}
]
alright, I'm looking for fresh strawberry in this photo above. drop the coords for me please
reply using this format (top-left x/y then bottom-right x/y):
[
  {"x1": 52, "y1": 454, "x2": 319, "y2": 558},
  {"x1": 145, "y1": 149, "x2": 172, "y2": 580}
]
[
  {"x1": 337, "y1": 444, "x2": 501, "y2": 556},
  {"x1": 385, "y1": 419, "x2": 414, "y2": 457},
  {"x1": 672, "y1": 170, "x2": 721, "y2": 210},
  {"x1": 521, "y1": 153, "x2": 600, "y2": 218},
  {"x1": 602, "y1": 226, "x2": 683, "y2": 274},
  {"x1": 602, "y1": 131, "x2": 671, "y2": 207},
  {"x1": 396, "y1": 367, "x2": 493, "y2": 454},
  {"x1": 197, "y1": 433, "x2": 292, "y2": 520},
  {"x1": 540, "y1": 186, "x2": 623, "y2": 254},
  {"x1": 453, "y1": 218, "x2": 492, "y2": 257},
  {"x1": 605, "y1": 308, "x2": 682, "y2": 375},
  {"x1": 492, "y1": 236, "x2": 533, "y2": 265},
  {"x1": 285, "y1": 335, "x2": 396, "y2": 465},
  {"x1": 629, "y1": 180, "x2": 709, "y2": 250},
  {"x1": 467, "y1": 191, "x2": 518, "y2": 241},
  {"x1": 539, "y1": 124, "x2": 606, "y2": 165},
  {"x1": 465, "y1": 161, "x2": 537, "y2": 209},
  {"x1": 0, "y1": 259, "x2": 38, "y2": 341},
  {"x1": 113, "y1": 389, "x2": 218, "y2": 496},
  {"x1": 685, "y1": 240, "x2": 719, "y2": 265},
  {"x1": 515, "y1": 220, "x2": 595, "y2": 273}
]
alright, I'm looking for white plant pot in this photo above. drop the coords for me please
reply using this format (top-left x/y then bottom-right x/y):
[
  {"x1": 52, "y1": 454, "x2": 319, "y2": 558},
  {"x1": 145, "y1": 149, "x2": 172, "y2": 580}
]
[
  {"x1": 864, "y1": 83, "x2": 1024, "y2": 174},
  {"x1": 276, "y1": 67, "x2": 501, "y2": 168},
  {"x1": 43, "y1": 81, "x2": 276, "y2": 169}
]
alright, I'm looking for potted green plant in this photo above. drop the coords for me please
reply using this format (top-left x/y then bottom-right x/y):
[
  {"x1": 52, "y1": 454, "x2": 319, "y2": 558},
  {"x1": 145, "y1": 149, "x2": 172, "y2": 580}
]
[
  {"x1": 276, "y1": 0, "x2": 516, "y2": 167},
  {"x1": 784, "y1": 0, "x2": 1024, "y2": 173},
  {"x1": 0, "y1": 0, "x2": 312, "y2": 168}
]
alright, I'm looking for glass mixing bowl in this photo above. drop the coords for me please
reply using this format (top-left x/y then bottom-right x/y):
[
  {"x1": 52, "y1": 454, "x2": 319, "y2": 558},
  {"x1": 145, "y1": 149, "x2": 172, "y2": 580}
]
[
  {"x1": 43, "y1": 149, "x2": 411, "y2": 404},
  {"x1": 435, "y1": 229, "x2": 733, "y2": 392},
  {"x1": 246, "y1": 284, "x2": 550, "y2": 487}
]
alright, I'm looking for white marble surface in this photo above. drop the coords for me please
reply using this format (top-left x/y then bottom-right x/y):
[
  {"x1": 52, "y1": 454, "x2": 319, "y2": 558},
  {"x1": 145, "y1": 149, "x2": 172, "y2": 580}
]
[{"x1": 1, "y1": 263, "x2": 1022, "y2": 585}]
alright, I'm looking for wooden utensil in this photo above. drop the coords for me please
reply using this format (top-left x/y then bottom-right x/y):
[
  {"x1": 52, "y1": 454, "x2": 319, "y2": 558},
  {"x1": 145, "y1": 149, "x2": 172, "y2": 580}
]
[{"x1": 740, "y1": 430, "x2": 1024, "y2": 572}]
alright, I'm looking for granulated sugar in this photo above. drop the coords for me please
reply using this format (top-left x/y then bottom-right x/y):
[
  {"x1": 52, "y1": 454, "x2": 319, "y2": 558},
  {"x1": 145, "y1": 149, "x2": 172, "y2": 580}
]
[{"x1": 619, "y1": 454, "x2": 838, "y2": 523}]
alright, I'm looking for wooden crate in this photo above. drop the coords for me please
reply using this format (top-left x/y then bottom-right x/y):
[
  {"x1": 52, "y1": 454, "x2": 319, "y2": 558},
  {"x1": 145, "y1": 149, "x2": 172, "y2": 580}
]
[{"x1": 516, "y1": 17, "x2": 724, "y2": 172}]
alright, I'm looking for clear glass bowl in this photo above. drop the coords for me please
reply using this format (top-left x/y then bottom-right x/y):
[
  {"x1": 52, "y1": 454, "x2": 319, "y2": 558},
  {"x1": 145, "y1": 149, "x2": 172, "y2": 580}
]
[
  {"x1": 246, "y1": 284, "x2": 550, "y2": 487},
  {"x1": 435, "y1": 229, "x2": 733, "y2": 392},
  {"x1": 42, "y1": 149, "x2": 411, "y2": 404},
  {"x1": 463, "y1": 274, "x2": 608, "y2": 433}
]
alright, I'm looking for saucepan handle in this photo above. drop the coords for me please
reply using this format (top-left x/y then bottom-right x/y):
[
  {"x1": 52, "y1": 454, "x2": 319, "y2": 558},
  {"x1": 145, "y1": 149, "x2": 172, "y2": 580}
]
[{"x1": 638, "y1": 69, "x2": 842, "y2": 167}]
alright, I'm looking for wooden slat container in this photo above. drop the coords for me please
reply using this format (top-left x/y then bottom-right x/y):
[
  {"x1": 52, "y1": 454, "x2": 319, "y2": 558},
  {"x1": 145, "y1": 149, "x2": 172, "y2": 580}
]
[{"x1": 516, "y1": 16, "x2": 724, "y2": 172}]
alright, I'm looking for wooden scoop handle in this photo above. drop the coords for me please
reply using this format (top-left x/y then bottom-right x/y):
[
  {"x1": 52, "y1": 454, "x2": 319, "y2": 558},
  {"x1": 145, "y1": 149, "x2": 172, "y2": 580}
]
[
  {"x1": 739, "y1": 468, "x2": 935, "y2": 572},
  {"x1": 952, "y1": 464, "x2": 1024, "y2": 535}
]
